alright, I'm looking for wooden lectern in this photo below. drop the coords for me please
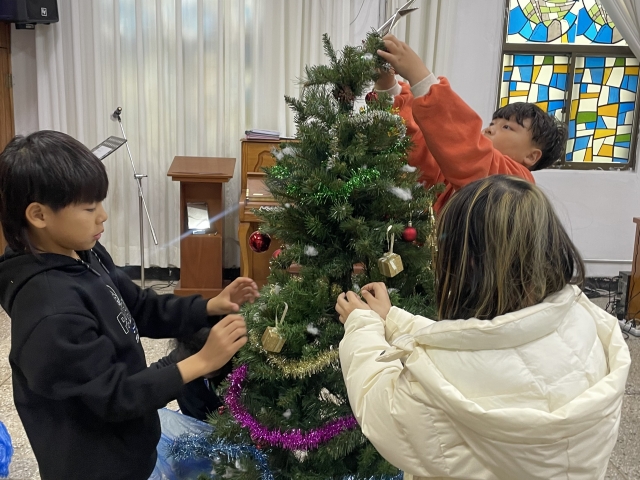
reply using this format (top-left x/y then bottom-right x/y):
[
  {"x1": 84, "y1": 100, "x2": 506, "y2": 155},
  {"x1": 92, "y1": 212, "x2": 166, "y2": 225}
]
[{"x1": 168, "y1": 156, "x2": 235, "y2": 298}]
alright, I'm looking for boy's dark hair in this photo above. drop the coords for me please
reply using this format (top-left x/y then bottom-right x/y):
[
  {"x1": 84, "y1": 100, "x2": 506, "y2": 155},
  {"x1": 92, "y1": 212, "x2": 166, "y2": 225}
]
[
  {"x1": 493, "y1": 102, "x2": 567, "y2": 171},
  {"x1": 0, "y1": 130, "x2": 109, "y2": 252}
]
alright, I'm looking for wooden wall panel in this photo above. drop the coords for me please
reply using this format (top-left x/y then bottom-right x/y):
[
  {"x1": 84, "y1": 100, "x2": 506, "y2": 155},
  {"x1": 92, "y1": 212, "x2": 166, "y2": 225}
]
[{"x1": 0, "y1": 22, "x2": 13, "y2": 253}]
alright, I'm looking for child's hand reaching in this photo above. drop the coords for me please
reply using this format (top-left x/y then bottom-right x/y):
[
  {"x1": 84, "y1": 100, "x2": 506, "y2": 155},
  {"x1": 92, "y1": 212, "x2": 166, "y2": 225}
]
[
  {"x1": 335, "y1": 291, "x2": 370, "y2": 324},
  {"x1": 360, "y1": 283, "x2": 392, "y2": 319},
  {"x1": 377, "y1": 34, "x2": 431, "y2": 87},
  {"x1": 207, "y1": 277, "x2": 259, "y2": 315},
  {"x1": 374, "y1": 67, "x2": 397, "y2": 91},
  {"x1": 177, "y1": 315, "x2": 247, "y2": 383}
]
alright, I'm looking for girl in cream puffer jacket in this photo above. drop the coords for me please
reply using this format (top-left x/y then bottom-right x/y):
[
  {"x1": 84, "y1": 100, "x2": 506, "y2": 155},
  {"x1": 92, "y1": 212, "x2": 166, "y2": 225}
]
[{"x1": 336, "y1": 176, "x2": 630, "y2": 480}]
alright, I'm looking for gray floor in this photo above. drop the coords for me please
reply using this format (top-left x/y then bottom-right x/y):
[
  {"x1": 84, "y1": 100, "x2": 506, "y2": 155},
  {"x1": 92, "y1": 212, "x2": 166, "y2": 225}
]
[{"x1": 0, "y1": 291, "x2": 638, "y2": 479}]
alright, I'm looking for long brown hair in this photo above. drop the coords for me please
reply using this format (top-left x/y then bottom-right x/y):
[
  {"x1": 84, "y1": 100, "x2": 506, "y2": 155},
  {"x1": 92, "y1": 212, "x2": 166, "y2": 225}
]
[{"x1": 435, "y1": 175, "x2": 584, "y2": 320}]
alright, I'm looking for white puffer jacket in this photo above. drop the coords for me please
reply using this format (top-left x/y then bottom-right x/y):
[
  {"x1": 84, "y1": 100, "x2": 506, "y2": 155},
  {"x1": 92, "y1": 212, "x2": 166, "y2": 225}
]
[{"x1": 339, "y1": 285, "x2": 630, "y2": 480}]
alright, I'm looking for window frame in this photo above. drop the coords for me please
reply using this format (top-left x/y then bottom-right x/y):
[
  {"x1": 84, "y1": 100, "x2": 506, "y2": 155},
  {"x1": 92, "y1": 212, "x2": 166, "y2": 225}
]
[{"x1": 499, "y1": 1, "x2": 640, "y2": 171}]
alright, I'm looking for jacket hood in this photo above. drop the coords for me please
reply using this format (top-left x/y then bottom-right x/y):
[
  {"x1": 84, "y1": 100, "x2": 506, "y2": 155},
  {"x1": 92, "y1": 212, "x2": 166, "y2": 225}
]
[
  {"x1": 380, "y1": 285, "x2": 630, "y2": 444},
  {"x1": 0, "y1": 248, "x2": 92, "y2": 314}
]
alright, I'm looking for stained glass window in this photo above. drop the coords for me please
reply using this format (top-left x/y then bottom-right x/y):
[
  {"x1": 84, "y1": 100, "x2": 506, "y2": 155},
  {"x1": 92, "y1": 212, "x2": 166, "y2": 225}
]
[
  {"x1": 501, "y1": 54, "x2": 569, "y2": 119},
  {"x1": 507, "y1": 0, "x2": 627, "y2": 45},
  {"x1": 501, "y1": 0, "x2": 639, "y2": 168},
  {"x1": 567, "y1": 57, "x2": 639, "y2": 162}
]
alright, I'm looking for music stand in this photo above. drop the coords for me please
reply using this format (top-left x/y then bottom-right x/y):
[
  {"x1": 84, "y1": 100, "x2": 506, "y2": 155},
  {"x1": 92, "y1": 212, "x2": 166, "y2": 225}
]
[{"x1": 92, "y1": 136, "x2": 127, "y2": 160}]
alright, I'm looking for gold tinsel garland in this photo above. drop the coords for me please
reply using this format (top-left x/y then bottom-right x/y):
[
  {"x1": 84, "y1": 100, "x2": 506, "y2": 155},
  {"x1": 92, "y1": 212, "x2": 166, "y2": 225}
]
[{"x1": 249, "y1": 330, "x2": 340, "y2": 379}]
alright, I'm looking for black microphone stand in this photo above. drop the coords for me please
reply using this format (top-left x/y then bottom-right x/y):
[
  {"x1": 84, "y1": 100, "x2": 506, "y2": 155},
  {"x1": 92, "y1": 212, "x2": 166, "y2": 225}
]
[{"x1": 111, "y1": 107, "x2": 158, "y2": 288}]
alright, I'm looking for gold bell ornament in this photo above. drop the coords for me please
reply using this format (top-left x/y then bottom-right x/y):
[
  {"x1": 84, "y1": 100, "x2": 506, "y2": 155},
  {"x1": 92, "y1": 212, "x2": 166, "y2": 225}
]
[
  {"x1": 378, "y1": 225, "x2": 404, "y2": 277},
  {"x1": 261, "y1": 302, "x2": 288, "y2": 353}
]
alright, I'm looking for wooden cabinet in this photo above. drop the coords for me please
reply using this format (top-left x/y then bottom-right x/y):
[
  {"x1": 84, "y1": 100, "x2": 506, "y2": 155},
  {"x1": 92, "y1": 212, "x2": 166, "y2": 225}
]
[
  {"x1": 627, "y1": 218, "x2": 640, "y2": 320},
  {"x1": 0, "y1": 22, "x2": 13, "y2": 253},
  {"x1": 238, "y1": 139, "x2": 283, "y2": 288}
]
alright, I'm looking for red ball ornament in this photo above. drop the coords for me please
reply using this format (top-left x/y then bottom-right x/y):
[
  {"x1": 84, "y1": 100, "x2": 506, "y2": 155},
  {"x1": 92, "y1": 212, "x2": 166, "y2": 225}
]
[
  {"x1": 365, "y1": 90, "x2": 378, "y2": 104},
  {"x1": 249, "y1": 231, "x2": 271, "y2": 253},
  {"x1": 272, "y1": 248, "x2": 282, "y2": 259},
  {"x1": 402, "y1": 222, "x2": 417, "y2": 242},
  {"x1": 217, "y1": 406, "x2": 226, "y2": 415}
]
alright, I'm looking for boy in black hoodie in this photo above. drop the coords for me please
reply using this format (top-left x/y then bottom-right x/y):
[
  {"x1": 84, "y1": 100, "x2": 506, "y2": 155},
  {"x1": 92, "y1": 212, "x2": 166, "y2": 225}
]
[{"x1": 0, "y1": 130, "x2": 258, "y2": 480}]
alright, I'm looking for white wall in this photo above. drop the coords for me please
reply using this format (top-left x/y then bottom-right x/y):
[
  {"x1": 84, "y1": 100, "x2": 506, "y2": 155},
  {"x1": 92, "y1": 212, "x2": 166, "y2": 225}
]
[{"x1": 10, "y1": 1, "x2": 638, "y2": 277}]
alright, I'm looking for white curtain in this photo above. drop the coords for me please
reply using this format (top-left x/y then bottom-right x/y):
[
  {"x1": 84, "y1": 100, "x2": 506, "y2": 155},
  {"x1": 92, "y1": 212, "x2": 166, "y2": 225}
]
[
  {"x1": 33, "y1": 0, "x2": 458, "y2": 268},
  {"x1": 600, "y1": 0, "x2": 640, "y2": 60}
]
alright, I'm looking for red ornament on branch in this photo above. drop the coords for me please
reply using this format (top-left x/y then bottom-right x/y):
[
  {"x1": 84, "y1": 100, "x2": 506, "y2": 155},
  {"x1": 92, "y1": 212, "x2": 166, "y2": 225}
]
[
  {"x1": 272, "y1": 248, "x2": 282, "y2": 259},
  {"x1": 402, "y1": 222, "x2": 417, "y2": 242},
  {"x1": 365, "y1": 90, "x2": 378, "y2": 104},
  {"x1": 249, "y1": 231, "x2": 271, "y2": 253}
]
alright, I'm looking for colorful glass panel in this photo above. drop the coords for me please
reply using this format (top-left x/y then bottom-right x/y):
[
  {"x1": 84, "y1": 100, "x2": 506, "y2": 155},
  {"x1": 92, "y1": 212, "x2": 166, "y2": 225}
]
[
  {"x1": 567, "y1": 56, "x2": 639, "y2": 163},
  {"x1": 507, "y1": 0, "x2": 627, "y2": 45},
  {"x1": 500, "y1": 54, "x2": 569, "y2": 119}
]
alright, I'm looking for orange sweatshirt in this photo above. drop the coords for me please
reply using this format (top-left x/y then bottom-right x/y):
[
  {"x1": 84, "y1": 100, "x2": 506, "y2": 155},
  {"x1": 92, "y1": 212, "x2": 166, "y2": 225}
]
[{"x1": 393, "y1": 78, "x2": 534, "y2": 213}]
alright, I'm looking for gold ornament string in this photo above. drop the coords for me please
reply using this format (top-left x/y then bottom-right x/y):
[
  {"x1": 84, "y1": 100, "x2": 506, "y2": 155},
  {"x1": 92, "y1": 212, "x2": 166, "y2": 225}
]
[{"x1": 249, "y1": 330, "x2": 340, "y2": 379}]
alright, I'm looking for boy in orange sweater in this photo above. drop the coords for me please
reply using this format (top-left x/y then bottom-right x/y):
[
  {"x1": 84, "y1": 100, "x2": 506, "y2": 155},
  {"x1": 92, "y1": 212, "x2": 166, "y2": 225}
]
[{"x1": 376, "y1": 35, "x2": 567, "y2": 213}]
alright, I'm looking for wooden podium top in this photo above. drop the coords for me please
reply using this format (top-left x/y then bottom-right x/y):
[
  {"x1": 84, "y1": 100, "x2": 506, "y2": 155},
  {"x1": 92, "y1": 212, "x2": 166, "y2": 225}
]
[{"x1": 167, "y1": 156, "x2": 235, "y2": 183}]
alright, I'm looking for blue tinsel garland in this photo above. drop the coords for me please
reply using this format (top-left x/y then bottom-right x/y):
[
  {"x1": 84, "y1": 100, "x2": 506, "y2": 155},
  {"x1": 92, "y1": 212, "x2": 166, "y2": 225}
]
[{"x1": 169, "y1": 433, "x2": 403, "y2": 480}]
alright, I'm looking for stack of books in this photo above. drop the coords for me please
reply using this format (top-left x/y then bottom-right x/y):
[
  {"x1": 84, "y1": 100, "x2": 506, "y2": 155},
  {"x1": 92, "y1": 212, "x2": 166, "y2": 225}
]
[{"x1": 245, "y1": 129, "x2": 280, "y2": 140}]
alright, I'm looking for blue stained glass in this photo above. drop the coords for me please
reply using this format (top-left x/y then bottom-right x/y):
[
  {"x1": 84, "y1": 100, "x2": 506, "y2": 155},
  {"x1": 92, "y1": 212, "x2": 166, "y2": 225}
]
[
  {"x1": 594, "y1": 25, "x2": 613, "y2": 44},
  {"x1": 575, "y1": 73, "x2": 583, "y2": 83},
  {"x1": 508, "y1": 7, "x2": 528, "y2": 35},
  {"x1": 620, "y1": 103, "x2": 635, "y2": 113},
  {"x1": 577, "y1": 8, "x2": 591, "y2": 35},
  {"x1": 618, "y1": 112, "x2": 626, "y2": 123},
  {"x1": 590, "y1": 68, "x2": 604, "y2": 84},
  {"x1": 596, "y1": 117, "x2": 607, "y2": 129},
  {"x1": 617, "y1": 142, "x2": 631, "y2": 148},
  {"x1": 565, "y1": 12, "x2": 577, "y2": 26},
  {"x1": 520, "y1": 66, "x2": 533, "y2": 82},
  {"x1": 586, "y1": 57, "x2": 606, "y2": 68},
  {"x1": 622, "y1": 76, "x2": 629, "y2": 89},
  {"x1": 550, "y1": 74, "x2": 558, "y2": 88},
  {"x1": 585, "y1": 23, "x2": 598, "y2": 41},
  {"x1": 503, "y1": 71, "x2": 512, "y2": 81},
  {"x1": 566, "y1": 152, "x2": 573, "y2": 160},
  {"x1": 569, "y1": 120, "x2": 576, "y2": 138},
  {"x1": 628, "y1": 76, "x2": 638, "y2": 93},
  {"x1": 514, "y1": 55, "x2": 534, "y2": 66},
  {"x1": 567, "y1": 25, "x2": 576, "y2": 43},
  {"x1": 557, "y1": 74, "x2": 567, "y2": 90},
  {"x1": 510, "y1": 81, "x2": 518, "y2": 91},
  {"x1": 520, "y1": 22, "x2": 533, "y2": 40},
  {"x1": 539, "y1": 85, "x2": 549, "y2": 101},
  {"x1": 586, "y1": 121, "x2": 596, "y2": 129},
  {"x1": 549, "y1": 100, "x2": 564, "y2": 112},
  {"x1": 531, "y1": 24, "x2": 548, "y2": 42},
  {"x1": 609, "y1": 88, "x2": 620, "y2": 103},
  {"x1": 575, "y1": 136, "x2": 590, "y2": 150},
  {"x1": 614, "y1": 157, "x2": 627, "y2": 163},
  {"x1": 581, "y1": 84, "x2": 588, "y2": 93}
]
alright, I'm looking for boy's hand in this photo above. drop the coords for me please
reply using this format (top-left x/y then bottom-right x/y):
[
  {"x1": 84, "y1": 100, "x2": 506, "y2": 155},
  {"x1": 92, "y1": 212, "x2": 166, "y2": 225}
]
[
  {"x1": 360, "y1": 283, "x2": 392, "y2": 320},
  {"x1": 374, "y1": 67, "x2": 397, "y2": 91},
  {"x1": 377, "y1": 34, "x2": 431, "y2": 87},
  {"x1": 335, "y1": 291, "x2": 370, "y2": 324},
  {"x1": 207, "y1": 277, "x2": 259, "y2": 315},
  {"x1": 178, "y1": 315, "x2": 247, "y2": 383}
]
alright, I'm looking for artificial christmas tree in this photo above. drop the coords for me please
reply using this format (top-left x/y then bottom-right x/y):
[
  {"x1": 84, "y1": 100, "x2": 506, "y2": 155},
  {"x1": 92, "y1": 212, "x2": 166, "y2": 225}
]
[{"x1": 191, "y1": 32, "x2": 438, "y2": 479}]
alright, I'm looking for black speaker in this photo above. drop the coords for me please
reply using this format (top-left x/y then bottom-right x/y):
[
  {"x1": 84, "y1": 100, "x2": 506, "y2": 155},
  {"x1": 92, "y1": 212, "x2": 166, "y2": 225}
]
[{"x1": 0, "y1": 0, "x2": 59, "y2": 26}]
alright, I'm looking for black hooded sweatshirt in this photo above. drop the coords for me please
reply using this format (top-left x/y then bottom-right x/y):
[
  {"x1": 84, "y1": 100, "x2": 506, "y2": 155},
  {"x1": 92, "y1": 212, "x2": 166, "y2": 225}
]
[{"x1": 0, "y1": 242, "x2": 217, "y2": 480}]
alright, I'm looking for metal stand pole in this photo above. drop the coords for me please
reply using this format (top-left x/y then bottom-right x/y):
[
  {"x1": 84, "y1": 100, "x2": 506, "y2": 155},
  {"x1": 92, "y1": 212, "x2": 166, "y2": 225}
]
[{"x1": 113, "y1": 107, "x2": 158, "y2": 288}]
